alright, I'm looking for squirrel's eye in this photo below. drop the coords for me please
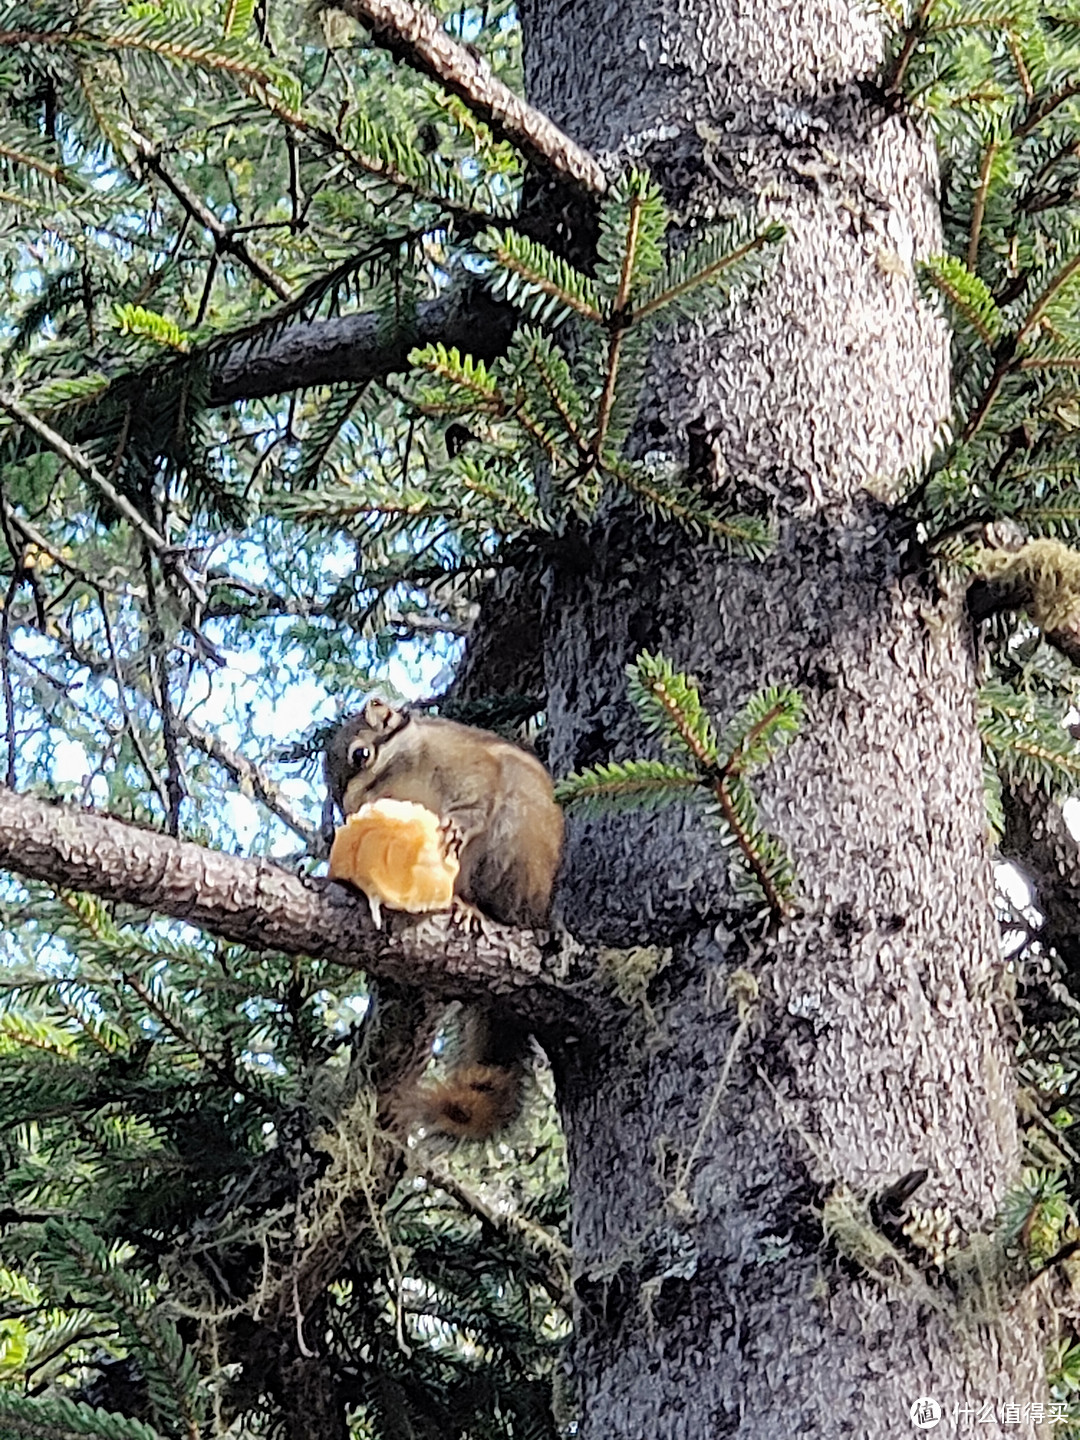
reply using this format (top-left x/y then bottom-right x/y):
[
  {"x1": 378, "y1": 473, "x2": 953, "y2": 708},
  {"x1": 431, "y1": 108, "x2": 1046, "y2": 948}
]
[{"x1": 348, "y1": 741, "x2": 372, "y2": 769}]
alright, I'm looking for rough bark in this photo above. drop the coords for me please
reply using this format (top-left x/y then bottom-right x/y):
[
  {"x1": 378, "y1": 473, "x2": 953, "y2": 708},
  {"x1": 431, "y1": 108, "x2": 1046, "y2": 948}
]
[
  {"x1": 517, "y1": 0, "x2": 1047, "y2": 1433},
  {"x1": 0, "y1": 1, "x2": 1056, "y2": 1431}
]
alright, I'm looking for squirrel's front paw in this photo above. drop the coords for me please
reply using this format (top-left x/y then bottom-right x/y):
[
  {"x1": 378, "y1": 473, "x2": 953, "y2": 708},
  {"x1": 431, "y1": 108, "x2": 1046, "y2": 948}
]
[{"x1": 450, "y1": 896, "x2": 496, "y2": 938}]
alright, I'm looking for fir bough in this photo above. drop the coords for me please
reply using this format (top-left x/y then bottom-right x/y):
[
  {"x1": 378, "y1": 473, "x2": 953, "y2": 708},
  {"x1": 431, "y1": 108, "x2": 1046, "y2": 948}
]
[
  {"x1": 409, "y1": 172, "x2": 785, "y2": 548},
  {"x1": 888, "y1": 0, "x2": 1080, "y2": 547},
  {"x1": 557, "y1": 651, "x2": 802, "y2": 916},
  {"x1": 0, "y1": 1392, "x2": 168, "y2": 1440},
  {"x1": 979, "y1": 679, "x2": 1080, "y2": 797}
]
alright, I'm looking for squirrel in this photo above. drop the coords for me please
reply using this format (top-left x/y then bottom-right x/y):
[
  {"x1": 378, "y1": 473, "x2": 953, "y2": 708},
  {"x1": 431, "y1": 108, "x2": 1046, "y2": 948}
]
[{"x1": 324, "y1": 699, "x2": 563, "y2": 1138}]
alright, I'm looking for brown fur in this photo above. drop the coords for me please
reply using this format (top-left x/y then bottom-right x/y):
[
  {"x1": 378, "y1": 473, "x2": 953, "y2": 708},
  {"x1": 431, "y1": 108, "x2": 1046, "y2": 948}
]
[
  {"x1": 411, "y1": 1063, "x2": 521, "y2": 1140},
  {"x1": 326, "y1": 701, "x2": 563, "y2": 928}
]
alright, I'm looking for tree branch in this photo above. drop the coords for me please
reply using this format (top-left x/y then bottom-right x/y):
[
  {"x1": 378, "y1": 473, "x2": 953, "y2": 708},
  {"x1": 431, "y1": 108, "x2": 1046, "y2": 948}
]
[
  {"x1": 968, "y1": 576, "x2": 1080, "y2": 668},
  {"x1": 206, "y1": 282, "x2": 516, "y2": 404},
  {"x1": 0, "y1": 393, "x2": 209, "y2": 615},
  {"x1": 0, "y1": 394, "x2": 171, "y2": 555},
  {"x1": 0, "y1": 491, "x2": 98, "y2": 587},
  {"x1": 203, "y1": 572, "x2": 476, "y2": 637},
  {"x1": 12, "y1": 283, "x2": 516, "y2": 479},
  {"x1": 331, "y1": 0, "x2": 608, "y2": 197},
  {"x1": 179, "y1": 712, "x2": 324, "y2": 855},
  {"x1": 0, "y1": 600, "x2": 325, "y2": 849},
  {"x1": 0, "y1": 787, "x2": 578, "y2": 1024},
  {"x1": 408, "y1": 1156, "x2": 572, "y2": 1299}
]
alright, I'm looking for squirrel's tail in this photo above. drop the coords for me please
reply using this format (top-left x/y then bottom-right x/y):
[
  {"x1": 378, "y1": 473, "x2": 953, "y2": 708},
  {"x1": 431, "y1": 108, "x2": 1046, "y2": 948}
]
[
  {"x1": 412, "y1": 1008, "x2": 528, "y2": 1140},
  {"x1": 417, "y1": 1061, "x2": 521, "y2": 1139}
]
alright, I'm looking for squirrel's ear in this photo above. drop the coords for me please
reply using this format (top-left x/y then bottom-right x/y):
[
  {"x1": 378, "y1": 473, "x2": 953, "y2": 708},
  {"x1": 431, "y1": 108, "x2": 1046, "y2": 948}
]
[{"x1": 361, "y1": 697, "x2": 398, "y2": 732}]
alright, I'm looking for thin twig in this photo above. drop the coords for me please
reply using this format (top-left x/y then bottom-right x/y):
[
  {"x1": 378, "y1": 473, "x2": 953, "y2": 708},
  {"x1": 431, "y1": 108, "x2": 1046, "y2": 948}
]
[
  {"x1": 98, "y1": 589, "x2": 170, "y2": 814},
  {"x1": 0, "y1": 392, "x2": 207, "y2": 608},
  {"x1": 134, "y1": 137, "x2": 292, "y2": 302},
  {"x1": 883, "y1": 0, "x2": 933, "y2": 95},
  {"x1": 119, "y1": 966, "x2": 274, "y2": 1112},
  {"x1": 967, "y1": 141, "x2": 997, "y2": 272},
  {"x1": 0, "y1": 562, "x2": 20, "y2": 789},
  {"x1": 0, "y1": 490, "x2": 95, "y2": 585},
  {"x1": 0, "y1": 393, "x2": 169, "y2": 553},
  {"x1": 408, "y1": 1153, "x2": 572, "y2": 1301},
  {"x1": 131, "y1": 211, "x2": 192, "y2": 307},
  {"x1": 78, "y1": 730, "x2": 119, "y2": 807},
  {"x1": 0, "y1": 495, "x2": 34, "y2": 789},
  {"x1": 718, "y1": 701, "x2": 786, "y2": 782},
  {"x1": 714, "y1": 777, "x2": 787, "y2": 920},
  {"x1": 1018, "y1": 80, "x2": 1080, "y2": 139},
  {"x1": 3, "y1": 599, "x2": 321, "y2": 847},
  {"x1": 181, "y1": 713, "x2": 323, "y2": 854},
  {"x1": 143, "y1": 546, "x2": 185, "y2": 836},
  {"x1": 962, "y1": 252, "x2": 1080, "y2": 442}
]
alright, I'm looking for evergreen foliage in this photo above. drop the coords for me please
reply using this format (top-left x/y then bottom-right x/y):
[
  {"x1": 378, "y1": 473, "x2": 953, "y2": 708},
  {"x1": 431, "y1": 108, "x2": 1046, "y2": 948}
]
[
  {"x1": 980, "y1": 678, "x2": 1080, "y2": 807},
  {"x1": 891, "y1": 0, "x2": 1080, "y2": 548},
  {"x1": 0, "y1": 0, "x2": 1076, "y2": 1434},
  {"x1": 878, "y1": 19, "x2": 1080, "y2": 1337},
  {"x1": 558, "y1": 653, "x2": 802, "y2": 916},
  {"x1": 0, "y1": 889, "x2": 569, "y2": 1438},
  {"x1": 407, "y1": 184, "x2": 783, "y2": 546}
]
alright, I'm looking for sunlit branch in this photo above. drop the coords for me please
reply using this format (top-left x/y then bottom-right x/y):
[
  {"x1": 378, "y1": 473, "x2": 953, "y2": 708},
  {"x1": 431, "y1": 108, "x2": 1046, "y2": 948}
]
[{"x1": 331, "y1": 0, "x2": 608, "y2": 196}]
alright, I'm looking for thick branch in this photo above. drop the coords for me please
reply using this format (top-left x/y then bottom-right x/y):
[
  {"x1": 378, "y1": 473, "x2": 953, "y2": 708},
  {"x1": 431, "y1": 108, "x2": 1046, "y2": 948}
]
[
  {"x1": 0, "y1": 787, "x2": 578, "y2": 1024},
  {"x1": 332, "y1": 0, "x2": 607, "y2": 197},
  {"x1": 207, "y1": 285, "x2": 516, "y2": 405}
]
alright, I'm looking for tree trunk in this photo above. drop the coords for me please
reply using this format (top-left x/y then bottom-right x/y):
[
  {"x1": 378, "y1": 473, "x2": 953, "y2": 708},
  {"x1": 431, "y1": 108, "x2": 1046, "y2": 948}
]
[{"x1": 521, "y1": 0, "x2": 1049, "y2": 1431}]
